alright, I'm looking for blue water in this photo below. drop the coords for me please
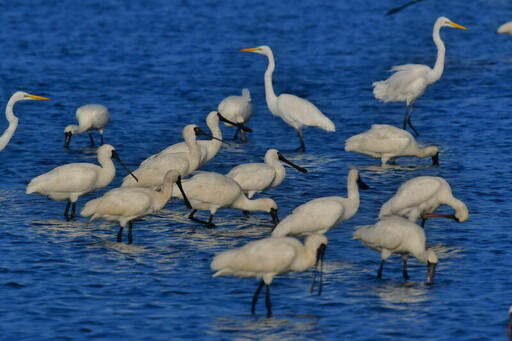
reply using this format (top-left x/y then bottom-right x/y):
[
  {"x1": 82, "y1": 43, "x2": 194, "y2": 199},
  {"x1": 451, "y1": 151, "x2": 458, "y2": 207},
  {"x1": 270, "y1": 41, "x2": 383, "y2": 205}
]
[{"x1": 1, "y1": 0, "x2": 511, "y2": 339}]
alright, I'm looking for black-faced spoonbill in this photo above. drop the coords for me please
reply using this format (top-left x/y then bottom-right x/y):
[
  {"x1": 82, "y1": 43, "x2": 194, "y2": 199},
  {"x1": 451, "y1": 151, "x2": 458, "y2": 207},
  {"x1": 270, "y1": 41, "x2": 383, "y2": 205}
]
[
  {"x1": 64, "y1": 104, "x2": 110, "y2": 148},
  {"x1": 81, "y1": 170, "x2": 191, "y2": 244},
  {"x1": 172, "y1": 171, "x2": 279, "y2": 228},
  {"x1": 145, "y1": 112, "x2": 250, "y2": 169},
  {"x1": 217, "y1": 89, "x2": 253, "y2": 142},
  {"x1": 353, "y1": 216, "x2": 438, "y2": 283},
  {"x1": 121, "y1": 125, "x2": 221, "y2": 188},
  {"x1": 26, "y1": 144, "x2": 138, "y2": 219},
  {"x1": 0, "y1": 91, "x2": 50, "y2": 152},
  {"x1": 240, "y1": 45, "x2": 335, "y2": 152},
  {"x1": 272, "y1": 169, "x2": 369, "y2": 237},
  {"x1": 379, "y1": 176, "x2": 469, "y2": 227},
  {"x1": 345, "y1": 124, "x2": 439, "y2": 165},
  {"x1": 498, "y1": 22, "x2": 512, "y2": 35},
  {"x1": 226, "y1": 149, "x2": 307, "y2": 199},
  {"x1": 373, "y1": 17, "x2": 467, "y2": 136},
  {"x1": 211, "y1": 233, "x2": 328, "y2": 317}
]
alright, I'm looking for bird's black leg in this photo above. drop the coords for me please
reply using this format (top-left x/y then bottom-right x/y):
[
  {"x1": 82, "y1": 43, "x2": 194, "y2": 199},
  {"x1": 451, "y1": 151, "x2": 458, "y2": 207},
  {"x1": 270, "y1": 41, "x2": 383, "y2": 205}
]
[
  {"x1": 88, "y1": 132, "x2": 96, "y2": 146},
  {"x1": 64, "y1": 201, "x2": 71, "y2": 218},
  {"x1": 265, "y1": 284, "x2": 272, "y2": 318},
  {"x1": 127, "y1": 221, "x2": 133, "y2": 244},
  {"x1": 402, "y1": 257, "x2": 410, "y2": 280},
  {"x1": 232, "y1": 128, "x2": 240, "y2": 140},
  {"x1": 421, "y1": 217, "x2": 427, "y2": 228},
  {"x1": 70, "y1": 202, "x2": 76, "y2": 219},
  {"x1": 404, "y1": 103, "x2": 419, "y2": 136},
  {"x1": 377, "y1": 260, "x2": 385, "y2": 279},
  {"x1": 206, "y1": 214, "x2": 216, "y2": 228},
  {"x1": 251, "y1": 280, "x2": 265, "y2": 314},
  {"x1": 295, "y1": 129, "x2": 306, "y2": 152},
  {"x1": 242, "y1": 210, "x2": 250, "y2": 217},
  {"x1": 117, "y1": 226, "x2": 124, "y2": 243},
  {"x1": 100, "y1": 134, "x2": 104, "y2": 145},
  {"x1": 188, "y1": 210, "x2": 216, "y2": 228},
  {"x1": 240, "y1": 126, "x2": 248, "y2": 143}
]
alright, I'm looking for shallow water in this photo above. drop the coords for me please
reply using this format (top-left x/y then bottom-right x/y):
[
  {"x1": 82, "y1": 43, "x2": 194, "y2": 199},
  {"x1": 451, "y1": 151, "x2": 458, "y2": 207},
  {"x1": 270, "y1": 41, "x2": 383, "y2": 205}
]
[{"x1": 1, "y1": 0, "x2": 511, "y2": 339}]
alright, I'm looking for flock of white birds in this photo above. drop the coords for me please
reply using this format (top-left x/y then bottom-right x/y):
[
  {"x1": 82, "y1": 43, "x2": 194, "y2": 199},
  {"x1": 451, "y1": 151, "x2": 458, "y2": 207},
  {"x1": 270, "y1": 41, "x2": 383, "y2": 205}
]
[{"x1": 5, "y1": 13, "x2": 512, "y2": 319}]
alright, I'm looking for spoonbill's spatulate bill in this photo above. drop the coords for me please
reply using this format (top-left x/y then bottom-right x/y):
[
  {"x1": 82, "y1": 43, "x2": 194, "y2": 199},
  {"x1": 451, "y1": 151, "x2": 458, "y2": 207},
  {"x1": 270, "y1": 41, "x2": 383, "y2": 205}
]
[
  {"x1": 240, "y1": 45, "x2": 335, "y2": 152},
  {"x1": 217, "y1": 89, "x2": 253, "y2": 142},
  {"x1": 226, "y1": 149, "x2": 307, "y2": 199},
  {"x1": 81, "y1": 170, "x2": 190, "y2": 244},
  {"x1": 379, "y1": 176, "x2": 469, "y2": 227},
  {"x1": 353, "y1": 216, "x2": 438, "y2": 283},
  {"x1": 373, "y1": 17, "x2": 467, "y2": 136},
  {"x1": 272, "y1": 169, "x2": 368, "y2": 237},
  {"x1": 345, "y1": 124, "x2": 439, "y2": 165},
  {"x1": 64, "y1": 104, "x2": 110, "y2": 148},
  {"x1": 26, "y1": 144, "x2": 138, "y2": 219},
  {"x1": 211, "y1": 233, "x2": 328, "y2": 317},
  {"x1": 0, "y1": 91, "x2": 50, "y2": 152}
]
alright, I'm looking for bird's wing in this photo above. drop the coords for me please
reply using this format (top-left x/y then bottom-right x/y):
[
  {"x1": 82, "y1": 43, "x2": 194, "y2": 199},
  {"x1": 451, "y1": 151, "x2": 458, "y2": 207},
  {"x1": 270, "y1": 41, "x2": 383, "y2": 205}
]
[
  {"x1": 82, "y1": 188, "x2": 154, "y2": 217},
  {"x1": 27, "y1": 164, "x2": 100, "y2": 193},
  {"x1": 179, "y1": 172, "x2": 240, "y2": 206},
  {"x1": 277, "y1": 94, "x2": 335, "y2": 131},
  {"x1": 226, "y1": 164, "x2": 275, "y2": 192},
  {"x1": 345, "y1": 125, "x2": 411, "y2": 155},
  {"x1": 355, "y1": 222, "x2": 403, "y2": 251}
]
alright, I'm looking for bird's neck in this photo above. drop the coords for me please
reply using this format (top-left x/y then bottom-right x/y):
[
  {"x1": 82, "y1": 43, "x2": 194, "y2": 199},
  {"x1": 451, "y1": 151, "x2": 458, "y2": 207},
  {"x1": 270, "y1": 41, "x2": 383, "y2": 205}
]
[
  {"x1": 96, "y1": 157, "x2": 116, "y2": 188},
  {"x1": 264, "y1": 52, "x2": 279, "y2": 114},
  {"x1": 267, "y1": 158, "x2": 286, "y2": 188},
  {"x1": 153, "y1": 181, "x2": 175, "y2": 210},
  {"x1": 184, "y1": 136, "x2": 202, "y2": 172},
  {"x1": 291, "y1": 246, "x2": 317, "y2": 272},
  {"x1": 431, "y1": 23, "x2": 446, "y2": 84},
  {"x1": 231, "y1": 195, "x2": 270, "y2": 212}
]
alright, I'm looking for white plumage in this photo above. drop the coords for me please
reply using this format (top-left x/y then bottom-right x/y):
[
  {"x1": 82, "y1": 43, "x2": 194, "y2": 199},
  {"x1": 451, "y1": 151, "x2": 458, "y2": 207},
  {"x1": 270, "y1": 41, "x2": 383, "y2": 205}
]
[
  {"x1": 211, "y1": 233, "x2": 328, "y2": 317},
  {"x1": 353, "y1": 216, "x2": 438, "y2": 283},
  {"x1": 226, "y1": 148, "x2": 307, "y2": 199},
  {"x1": 272, "y1": 169, "x2": 369, "y2": 237},
  {"x1": 64, "y1": 104, "x2": 110, "y2": 148},
  {"x1": 240, "y1": 45, "x2": 335, "y2": 151},
  {"x1": 498, "y1": 22, "x2": 512, "y2": 35},
  {"x1": 379, "y1": 176, "x2": 469, "y2": 227},
  {"x1": 217, "y1": 89, "x2": 253, "y2": 142},
  {"x1": 345, "y1": 124, "x2": 439, "y2": 165}
]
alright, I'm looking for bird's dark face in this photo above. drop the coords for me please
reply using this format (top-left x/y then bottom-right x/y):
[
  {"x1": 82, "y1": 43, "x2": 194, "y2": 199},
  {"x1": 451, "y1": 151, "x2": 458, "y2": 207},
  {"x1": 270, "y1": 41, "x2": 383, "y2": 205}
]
[
  {"x1": 270, "y1": 207, "x2": 279, "y2": 226},
  {"x1": 427, "y1": 261, "x2": 437, "y2": 284},
  {"x1": 432, "y1": 152, "x2": 440, "y2": 166}
]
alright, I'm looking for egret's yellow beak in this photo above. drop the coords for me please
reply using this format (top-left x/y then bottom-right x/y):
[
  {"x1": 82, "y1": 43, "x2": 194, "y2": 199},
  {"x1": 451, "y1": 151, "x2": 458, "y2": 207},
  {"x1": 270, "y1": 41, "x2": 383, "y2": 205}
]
[
  {"x1": 240, "y1": 47, "x2": 260, "y2": 52},
  {"x1": 449, "y1": 21, "x2": 467, "y2": 30},
  {"x1": 26, "y1": 94, "x2": 50, "y2": 100}
]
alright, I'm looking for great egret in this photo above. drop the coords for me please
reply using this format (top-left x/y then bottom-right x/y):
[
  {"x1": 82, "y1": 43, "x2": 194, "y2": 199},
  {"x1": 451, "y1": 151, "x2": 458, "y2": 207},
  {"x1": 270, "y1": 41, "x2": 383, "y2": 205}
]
[
  {"x1": 353, "y1": 216, "x2": 438, "y2": 283},
  {"x1": 217, "y1": 89, "x2": 253, "y2": 142},
  {"x1": 271, "y1": 169, "x2": 369, "y2": 237},
  {"x1": 373, "y1": 17, "x2": 467, "y2": 136},
  {"x1": 81, "y1": 170, "x2": 190, "y2": 244},
  {"x1": 26, "y1": 144, "x2": 138, "y2": 219},
  {"x1": 345, "y1": 124, "x2": 439, "y2": 165},
  {"x1": 240, "y1": 45, "x2": 335, "y2": 151},
  {"x1": 226, "y1": 148, "x2": 307, "y2": 199},
  {"x1": 379, "y1": 176, "x2": 469, "y2": 227},
  {"x1": 64, "y1": 104, "x2": 110, "y2": 148},
  {"x1": 498, "y1": 22, "x2": 512, "y2": 35},
  {"x1": 211, "y1": 233, "x2": 328, "y2": 317},
  {"x1": 0, "y1": 91, "x2": 50, "y2": 152}
]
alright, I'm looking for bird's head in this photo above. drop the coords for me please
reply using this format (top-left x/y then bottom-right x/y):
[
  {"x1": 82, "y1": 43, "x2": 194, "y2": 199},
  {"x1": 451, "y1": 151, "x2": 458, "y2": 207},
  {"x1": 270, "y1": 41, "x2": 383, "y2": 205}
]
[
  {"x1": 437, "y1": 17, "x2": 467, "y2": 30},
  {"x1": 240, "y1": 45, "x2": 272, "y2": 56},
  {"x1": 11, "y1": 91, "x2": 50, "y2": 102},
  {"x1": 425, "y1": 249, "x2": 438, "y2": 284}
]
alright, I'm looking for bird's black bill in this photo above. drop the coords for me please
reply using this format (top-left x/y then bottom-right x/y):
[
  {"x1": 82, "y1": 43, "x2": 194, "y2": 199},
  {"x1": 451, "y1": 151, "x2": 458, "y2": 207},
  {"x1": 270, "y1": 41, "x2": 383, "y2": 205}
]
[
  {"x1": 111, "y1": 150, "x2": 138, "y2": 182},
  {"x1": 432, "y1": 153, "x2": 440, "y2": 166},
  {"x1": 193, "y1": 127, "x2": 230, "y2": 146},
  {"x1": 277, "y1": 152, "x2": 308, "y2": 173},
  {"x1": 423, "y1": 212, "x2": 459, "y2": 222},
  {"x1": 310, "y1": 243, "x2": 327, "y2": 295},
  {"x1": 176, "y1": 176, "x2": 192, "y2": 209},
  {"x1": 385, "y1": 0, "x2": 424, "y2": 16},
  {"x1": 357, "y1": 176, "x2": 370, "y2": 190},
  {"x1": 64, "y1": 132, "x2": 72, "y2": 149},
  {"x1": 270, "y1": 207, "x2": 279, "y2": 226},
  {"x1": 427, "y1": 261, "x2": 437, "y2": 284},
  {"x1": 217, "y1": 113, "x2": 252, "y2": 132}
]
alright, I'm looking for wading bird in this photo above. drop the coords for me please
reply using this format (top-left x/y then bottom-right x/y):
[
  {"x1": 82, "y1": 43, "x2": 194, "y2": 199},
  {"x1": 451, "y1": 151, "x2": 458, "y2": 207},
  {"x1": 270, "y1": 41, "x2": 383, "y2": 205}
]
[
  {"x1": 64, "y1": 104, "x2": 110, "y2": 148},
  {"x1": 217, "y1": 89, "x2": 253, "y2": 142},
  {"x1": 26, "y1": 144, "x2": 137, "y2": 219},
  {"x1": 373, "y1": 17, "x2": 467, "y2": 136},
  {"x1": 353, "y1": 216, "x2": 438, "y2": 283},
  {"x1": 379, "y1": 176, "x2": 469, "y2": 227},
  {"x1": 345, "y1": 124, "x2": 439, "y2": 165},
  {"x1": 0, "y1": 91, "x2": 50, "y2": 152},
  {"x1": 240, "y1": 45, "x2": 335, "y2": 151},
  {"x1": 272, "y1": 169, "x2": 369, "y2": 237},
  {"x1": 81, "y1": 170, "x2": 190, "y2": 244},
  {"x1": 498, "y1": 22, "x2": 512, "y2": 35},
  {"x1": 211, "y1": 233, "x2": 328, "y2": 317},
  {"x1": 226, "y1": 149, "x2": 307, "y2": 199}
]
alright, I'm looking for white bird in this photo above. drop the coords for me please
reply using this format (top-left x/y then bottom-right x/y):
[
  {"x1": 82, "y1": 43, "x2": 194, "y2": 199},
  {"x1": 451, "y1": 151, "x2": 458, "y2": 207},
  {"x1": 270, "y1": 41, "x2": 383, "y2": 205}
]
[
  {"x1": 26, "y1": 144, "x2": 137, "y2": 219},
  {"x1": 379, "y1": 176, "x2": 469, "y2": 227},
  {"x1": 211, "y1": 233, "x2": 328, "y2": 317},
  {"x1": 0, "y1": 91, "x2": 50, "y2": 152},
  {"x1": 240, "y1": 45, "x2": 335, "y2": 151},
  {"x1": 345, "y1": 124, "x2": 439, "y2": 165},
  {"x1": 226, "y1": 148, "x2": 307, "y2": 199},
  {"x1": 373, "y1": 17, "x2": 467, "y2": 136},
  {"x1": 353, "y1": 216, "x2": 438, "y2": 283},
  {"x1": 172, "y1": 171, "x2": 279, "y2": 228},
  {"x1": 144, "y1": 112, "x2": 248, "y2": 169},
  {"x1": 272, "y1": 169, "x2": 369, "y2": 237},
  {"x1": 498, "y1": 22, "x2": 512, "y2": 35},
  {"x1": 64, "y1": 104, "x2": 110, "y2": 148},
  {"x1": 121, "y1": 125, "x2": 217, "y2": 188},
  {"x1": 217, "y1": 88, "x2": 253, "y2": 142},
  {"x1": 81, "y1": 170, "x2": 190, "y2": 244}
]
